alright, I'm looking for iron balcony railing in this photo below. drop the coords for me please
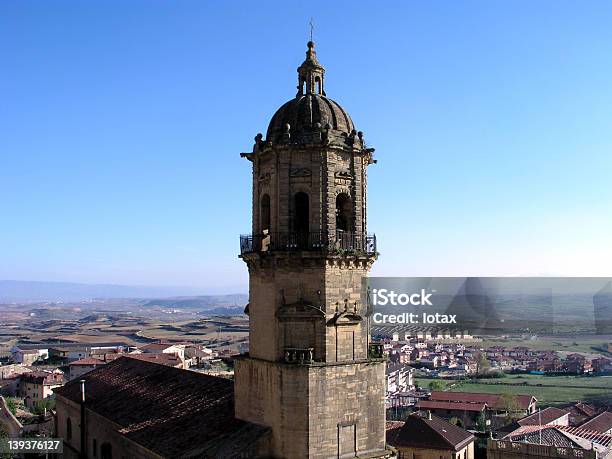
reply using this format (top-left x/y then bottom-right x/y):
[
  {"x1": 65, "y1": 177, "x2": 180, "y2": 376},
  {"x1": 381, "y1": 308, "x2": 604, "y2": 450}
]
[{"x1": 239, "y1": 231, "x2": 376, "y2": 255}]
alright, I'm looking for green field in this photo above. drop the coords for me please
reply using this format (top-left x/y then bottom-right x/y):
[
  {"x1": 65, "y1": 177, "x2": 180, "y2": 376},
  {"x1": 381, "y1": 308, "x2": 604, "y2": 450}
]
[
  {"x1": 479, "y1": 336, "x2": 611, "y2": 355},
  {"x1": 416, "y1": 374, "x2": 612, "y2": 407}
]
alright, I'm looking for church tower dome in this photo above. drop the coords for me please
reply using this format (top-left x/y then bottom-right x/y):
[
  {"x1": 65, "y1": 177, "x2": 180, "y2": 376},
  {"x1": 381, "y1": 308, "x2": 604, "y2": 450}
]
[{"x1": 265, "y1": 41, "x2": 360, "y2": 147}]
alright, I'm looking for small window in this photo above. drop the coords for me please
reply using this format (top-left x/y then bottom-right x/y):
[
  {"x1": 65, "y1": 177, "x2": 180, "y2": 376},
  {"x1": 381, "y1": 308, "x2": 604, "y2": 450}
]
[
  {"x1": 66, "y1": 418, "x2": 72, "y2": 442},
  {"x1": 101, "y1": 443, "x2": 112, "y2": 459},
  {"x1": 93, "y1": 439, "x2": 97, "y2": 457},
  {"x1": 315, "y1": 76, "x2": 322, "y2": 94}
]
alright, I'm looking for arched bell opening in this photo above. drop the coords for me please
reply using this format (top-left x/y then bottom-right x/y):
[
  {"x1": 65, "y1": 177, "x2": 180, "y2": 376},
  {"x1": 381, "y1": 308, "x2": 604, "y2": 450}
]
[
  {"x1": 335, "y1": 193, "x2": 353, "y2": 233},
  {"x1": 261, "y1": 193, "x2": 271, "y2": 233}
]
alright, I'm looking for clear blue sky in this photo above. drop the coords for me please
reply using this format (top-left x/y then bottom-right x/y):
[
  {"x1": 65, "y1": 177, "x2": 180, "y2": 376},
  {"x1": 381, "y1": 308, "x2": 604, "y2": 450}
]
[{"x1": 2, "y1": 1, "x2": 611, "y2": 293}]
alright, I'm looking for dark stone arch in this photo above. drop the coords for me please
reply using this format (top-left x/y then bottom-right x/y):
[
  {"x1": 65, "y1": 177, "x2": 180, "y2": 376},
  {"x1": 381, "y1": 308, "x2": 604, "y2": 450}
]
[
  {"x1": 336, "y1": 192, "x2": 353, "y2": 232},
  {"x1": 294, "y1": 192, "x2": 309, "y2": 233},
  {"x1": 261, "y1": 193, "x2": 271, "y2": 232}
]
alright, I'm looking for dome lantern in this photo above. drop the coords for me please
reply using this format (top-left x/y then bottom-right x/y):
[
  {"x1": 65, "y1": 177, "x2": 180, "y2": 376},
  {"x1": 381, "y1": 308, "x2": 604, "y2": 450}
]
[{"x1": 297, "y1": 41, "x2": 325, "y2": 97}]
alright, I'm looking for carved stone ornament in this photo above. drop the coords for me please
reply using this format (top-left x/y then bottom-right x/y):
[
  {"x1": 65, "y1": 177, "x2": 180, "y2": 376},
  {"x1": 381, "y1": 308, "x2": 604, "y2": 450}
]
[{"x1": 290, "y1": 168, "x2": 312, "y2": 178}]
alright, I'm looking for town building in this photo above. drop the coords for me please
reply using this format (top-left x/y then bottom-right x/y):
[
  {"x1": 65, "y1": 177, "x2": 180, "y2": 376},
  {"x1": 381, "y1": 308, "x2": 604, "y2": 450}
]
[
  {"x1": 48, "y1": 343, "x2": 126, "y2": 362},
  {"x1": 19, "y1": 369, "x2": 64, "y2": 410},
  {"x1": 416, "y1": 399, "x2": 487, "y2": 429},
  {"x1": 489, "y1": 425, "x2": 612, "y2": 458},
  {"x1": 138, "y1": 342, "x2": 186, "y2": 360},
  {"x1": 0, "y1": 364, "x2": 32, "y2": 396},
  {"x1": 417, "y1": 391, "x2": 537, "y2": 428},
  {"x1": 69, "y1": 357, "x2": 106, "y2": 381},
  {"x1": 517, "y1": 407, "x2": 570, "y2": 427},
  {"x1": 183, "y1": 343, "x2": 216, "y2": 367},
  {"x1": 126, "y1": 352, "x2": 184, "y2": 368},
  {"x1": 386, "y1": 363, "x2": 414, "y2": 394},
  {"x1": 568, "y1": 402, "x2": 598, "y2": 427},
  {"x1": 10, "y1": 344, "x2": 49, "y2": 365},
  {"x1": 387, "y1": 412, "x2": 475, "y2": 459}
]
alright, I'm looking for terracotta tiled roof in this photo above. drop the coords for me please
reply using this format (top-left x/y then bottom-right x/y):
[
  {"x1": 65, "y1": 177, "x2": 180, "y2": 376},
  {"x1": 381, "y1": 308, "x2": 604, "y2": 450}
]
[
  {"x1": 508, "y1": 426, "x2": 580, "y2": 448},
  {"x1": 571, "y1": 402, "x2": 598, "y2": 418},
  {"x1": 55, "y1": 357, "x2": 268, "y2": 458},
  {"x1": 387, "y1": 413, "x2": 474, "y2": 451},
  {"x1": 504, "y1": 424, "x2": 612, "y2": 454},
  {"x1": 429, "y1": 391, "x2": 535, "y2": 409},
  {"x1": 126, "y1": 353, "x2": 183, "y2": 367},
  {"x1": 385, "y1": 421, "x2": 405, "y2": 431},
  {"x1": 503, "y1": 424, "x2": 612, "y2": 447},
  {"x1": 139, "y1": 342, "x2": 176, "y2": 351},
  {"x1": 518, "y1": 407, "x2": 569, "y2": 426},
  {"x1": 580, "y1": 411, "x2": 612, "y2": 433},
  {"x1": 20, "y1": 371, "x2": 64, "y2": 385},
  {"x1": 70, "y1": 357, "x2": 105, "y2": 366},
  {"x1": 416, "y1": 400, "x2": 486, "y2": 412}
]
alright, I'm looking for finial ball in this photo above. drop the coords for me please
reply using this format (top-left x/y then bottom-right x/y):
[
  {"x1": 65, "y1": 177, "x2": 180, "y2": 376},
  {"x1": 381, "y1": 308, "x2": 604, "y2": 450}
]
[{"x1": 307, "y1": 41, "x2": 315, "y2": 49}]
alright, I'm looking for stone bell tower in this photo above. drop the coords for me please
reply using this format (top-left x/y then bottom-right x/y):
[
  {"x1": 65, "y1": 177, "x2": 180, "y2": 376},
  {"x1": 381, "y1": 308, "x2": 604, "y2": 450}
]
[{"x1": 234, "y1": 41, "x2": 391, "y2": 459}]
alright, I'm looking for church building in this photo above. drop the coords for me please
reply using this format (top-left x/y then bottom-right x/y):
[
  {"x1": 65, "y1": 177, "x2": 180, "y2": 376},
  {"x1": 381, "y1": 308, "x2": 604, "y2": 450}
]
[{"x1": 54, "y1": 41, "x2": 391, "y2": 459}]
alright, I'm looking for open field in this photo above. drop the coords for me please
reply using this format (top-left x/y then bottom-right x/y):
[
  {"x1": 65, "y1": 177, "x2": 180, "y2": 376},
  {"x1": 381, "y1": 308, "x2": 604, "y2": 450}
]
[
  {"x1": 0, "y1": 299, "x2": 249, "y2": 355},
  {"x1": 479, "y1": 335, "x2": 611, "y2": 356},
  {"x1": 451, "y1": 379, "x2": 611, "y2": 406}
]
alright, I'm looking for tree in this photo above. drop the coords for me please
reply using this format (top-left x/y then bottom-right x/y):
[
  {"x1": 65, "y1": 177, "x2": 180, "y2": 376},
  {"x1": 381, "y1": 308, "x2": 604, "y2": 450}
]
[
  {"x1": 428, "y1": 380, "x2": 445, "y2": 391},
  {"x1": 449, "y1": 417, "x2": 463, "y2": 427},
  {"x1": 475, "y1": 352, "x2": 490, "y2": 375},
  {"x1": 498, "y1": 392, "x2": 521, "y2": 419},
  {"x1": 4, "y1": 398, "x2": 16, "y2": 416},
  {"x1": 0, "y1": 423, "x2": 8, "y2": 438},
  {"x1": 0, "y1": 423, "x2": 15, "y2": 459},
  {"x1": 32, "y1": 399, "x2": 55, "y2": 416},
  {"x1": 476, "y1": 412, "x2": 487, "y2": 432}
]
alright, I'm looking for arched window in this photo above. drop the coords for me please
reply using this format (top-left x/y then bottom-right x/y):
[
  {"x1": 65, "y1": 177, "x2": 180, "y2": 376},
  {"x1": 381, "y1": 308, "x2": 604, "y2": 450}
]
[
  {"x1": 336, "y1": 193, "x2": 353, "y2": 232},
  {"x1": 315, "y1": 76, "x2": 322, "y2": 94},
  {"x1": 294, "y1": 192, "x2": 309, "y2": 233},
  {"x1": 66, "y1": 417, "x2": 72, "y2": 442},
  {"x1": 101, "y1": 443, "x2": 113, "y2": 459},
  {"x1": 261, "y1": 194, "x2": 271, "y2": 232}
]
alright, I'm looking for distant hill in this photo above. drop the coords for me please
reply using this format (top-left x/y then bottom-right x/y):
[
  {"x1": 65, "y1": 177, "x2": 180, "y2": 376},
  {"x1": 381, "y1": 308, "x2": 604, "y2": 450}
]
[
  {"x1": 143, "y1": 294, "x2": 248, "y2": 311},
  {"x1": 0, "y1": 280, "x2": 228, "y2": 303}
]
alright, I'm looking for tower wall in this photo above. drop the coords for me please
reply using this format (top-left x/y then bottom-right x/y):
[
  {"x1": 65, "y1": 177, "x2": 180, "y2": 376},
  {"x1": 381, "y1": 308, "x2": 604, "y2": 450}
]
[
  {"x1": 252, "y1": 147, "x2": 368, "y2": 236},
  {"x1": 234, "y1": 358, "x2": 386, "y2": 459}
]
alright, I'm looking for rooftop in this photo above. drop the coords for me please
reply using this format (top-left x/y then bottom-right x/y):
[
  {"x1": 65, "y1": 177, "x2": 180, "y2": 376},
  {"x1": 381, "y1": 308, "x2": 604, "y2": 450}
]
[
  {"x1": 416, "y1": 400, "x2": 486, "y2": 413},
  {"x1": 518, "y1": 407, "x2": 569, "y2": 426},
  {"x1": 581, "y1": 411, "x2": 612, "y2": 433},
  {"x1": 70, "y1": 357, "x2": 105, "y2": 366},
  {"x1": 55, "y1": 357, "x2": 267, "y2": 458},
  {"x1": 126, "y1": 352, "x2": 183, "y2": 367},
  {"x1": 429, "y1": 391, "x2": 535, "y2": 410},
  {"x1": 387, "y1": 413, "x2": 474, "y2": 451},
  {"x1": 20, "y1": 370, "x2": 64, "y2": 384},
  {"x1": 504, "y1": 425, "x2": 612, "y2": 449},
  {"x1": 570, "y1": 402, "x2": 598, "y2": 418}
]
